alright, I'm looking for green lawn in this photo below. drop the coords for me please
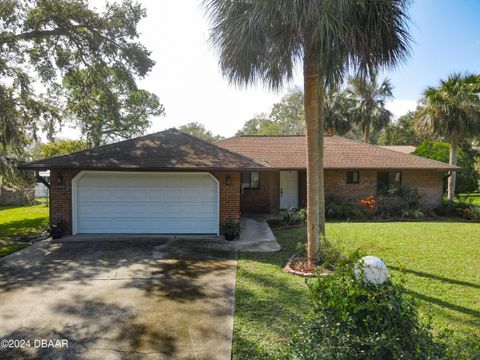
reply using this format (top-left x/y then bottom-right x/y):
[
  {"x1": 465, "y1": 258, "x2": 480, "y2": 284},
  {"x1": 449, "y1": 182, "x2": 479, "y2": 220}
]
[
  {"x1": 461, "y1": 193, "x2": 480, "y2": 206},
  {"x1": 0, "y1": 203, "x2": 49, "y2": 257},
  {"x1": 446, "y1": 193, "x2": 480, "y2": 206},
  {"x1": 233, "y1": 222, "x2": 480, "y2": 359}
]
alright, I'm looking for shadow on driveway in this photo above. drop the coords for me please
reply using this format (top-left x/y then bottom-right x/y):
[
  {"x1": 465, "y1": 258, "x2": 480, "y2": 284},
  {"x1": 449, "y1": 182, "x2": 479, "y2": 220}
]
[{"x1": 0, "y1": 238, "x2": 237, "y2": 359}]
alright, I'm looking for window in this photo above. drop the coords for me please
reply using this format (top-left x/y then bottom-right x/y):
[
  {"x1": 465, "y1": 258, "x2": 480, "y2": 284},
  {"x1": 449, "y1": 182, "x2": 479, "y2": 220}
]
[
  {"x1": 241, "y1": 172, "x2": 260, "y2": 190},
  {"x1": 346, "y1": 171, "x2": 360, "y2": 184},
  {"x1": 377, "y1": 171, "x2": 402, "y2": 194}
]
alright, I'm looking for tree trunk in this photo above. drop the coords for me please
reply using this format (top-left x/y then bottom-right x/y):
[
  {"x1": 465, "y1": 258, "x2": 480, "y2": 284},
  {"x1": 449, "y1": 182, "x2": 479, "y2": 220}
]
[
  {"x1": 303, "y1": 52, "x2": 320, "y2": 263},
  {"x1": 364, "y1": 123, "x2": 370, "y2": 143},
  {"x1": 318, "y1": 83, "x2": 326, "y2": 238},
  {"x1": 447, "y1": 134, "x2": 458, "y2": 201}
]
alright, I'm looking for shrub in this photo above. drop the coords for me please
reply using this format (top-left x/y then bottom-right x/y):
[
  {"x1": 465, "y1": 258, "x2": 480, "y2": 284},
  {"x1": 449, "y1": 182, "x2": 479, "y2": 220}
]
[
  {"x1": 401, "y1": 208, "x2": 425, "y2": 219},
  {"x1": 221, "y1": 219, "x2": 240, "y2": 240},
  {"x1": 326, "y1": 196, "x2": 364, "y2": 220},
  {"x1": 281, "y1": 207, "x2": 307, "y2": 225},
  {"x1": 286, "y1": 262, "x2": 447, "y2": 360},
  {"x1": 434, "y1": 201, "x2": 480, "y2": 220}
]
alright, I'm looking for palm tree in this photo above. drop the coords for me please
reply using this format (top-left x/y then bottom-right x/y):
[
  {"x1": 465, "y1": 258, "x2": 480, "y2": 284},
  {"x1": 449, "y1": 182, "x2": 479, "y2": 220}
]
[
  {"x1": 323, "y1": 86, "x2": 354, "y2": 136},
  {"x1": 416, "y1": 73, "x2": 480, "y2": 201},
  {"x1": 348, "y1": 75, "x2": 394, "y2": 143},
  {"x1": 203, "y1": 0, "x2": 411, "y2": 263}
]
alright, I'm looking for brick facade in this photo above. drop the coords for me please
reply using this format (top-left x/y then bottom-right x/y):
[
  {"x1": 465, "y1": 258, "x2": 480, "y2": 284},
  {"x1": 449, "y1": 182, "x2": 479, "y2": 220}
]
[
  {"x1": 50, "y1": 170, "x2": 241, "y2": 235},
  {"x1": 50, "y1": 168, "x2": 443, "y2": 235},
  {"x1": 49, "y1": 169, "x2": 79, "y2": 234},
  {"x1": 212, "y1": 172, "x2": 241, "y2": 224},
  {"x1": 241, "y1": 169, "x2": 445, "y2": 213},
  {"x1": 322, "y1": 170, "x2": 443, "y2": 209}
]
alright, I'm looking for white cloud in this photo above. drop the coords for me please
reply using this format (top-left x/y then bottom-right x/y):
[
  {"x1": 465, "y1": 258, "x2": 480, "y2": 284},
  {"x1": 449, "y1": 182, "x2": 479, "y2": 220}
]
[{"x1": 385, "y1": 100, "x2": 417, "y2": 120}]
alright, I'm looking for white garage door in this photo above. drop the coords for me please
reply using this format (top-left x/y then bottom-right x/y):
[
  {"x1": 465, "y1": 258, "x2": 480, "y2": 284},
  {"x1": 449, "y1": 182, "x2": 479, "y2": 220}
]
[{"x1": 73, "y1": 172, "x2": 219, "y2": 235}]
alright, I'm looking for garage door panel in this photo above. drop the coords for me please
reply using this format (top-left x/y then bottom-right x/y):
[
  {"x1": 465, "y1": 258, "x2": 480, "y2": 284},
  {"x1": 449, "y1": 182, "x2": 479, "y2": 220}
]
[
  {"x1": 78, "y1": 187, "x2": 217, "y2": 203},
  {"x1": 75, "y1": 172, "x2": 219, "y2": 234},
  {"x1": 77, "y1": 204, "x2": 217, "y2": 219}
]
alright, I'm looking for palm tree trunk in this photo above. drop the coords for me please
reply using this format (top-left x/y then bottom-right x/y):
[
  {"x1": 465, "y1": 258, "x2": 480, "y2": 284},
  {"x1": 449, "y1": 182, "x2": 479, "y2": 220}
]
[
  {"x1": 318, "y1": 82, "x2": 326, "y2": 238},
  {"x1": 304, "y1": 51, "x2": 320, "y2": 263},
  {"x1": 447, "y1": 134, "x2": 458, "y2": 201},
  {"x1": 364, "y1": 123, "x2": 370, "y2": 143}
]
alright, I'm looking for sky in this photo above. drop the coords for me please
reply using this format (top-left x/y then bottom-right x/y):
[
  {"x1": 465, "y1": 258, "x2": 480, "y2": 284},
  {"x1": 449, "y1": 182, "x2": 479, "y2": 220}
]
[{"x1": 60, "y1": 0, "x2": 480, "y2": 139}]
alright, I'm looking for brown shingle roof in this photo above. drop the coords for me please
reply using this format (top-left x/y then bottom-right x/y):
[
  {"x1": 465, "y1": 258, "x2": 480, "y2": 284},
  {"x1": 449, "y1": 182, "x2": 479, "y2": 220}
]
[
  {"x1": 380, "y1": 145, "x2": 416, "y2": 154},
  {"x1": 216, "y1": 135, "x2": 459, "y2": 171},
  {"x1": 20, "y1": 129, "x2": 266, "y2": 171}
]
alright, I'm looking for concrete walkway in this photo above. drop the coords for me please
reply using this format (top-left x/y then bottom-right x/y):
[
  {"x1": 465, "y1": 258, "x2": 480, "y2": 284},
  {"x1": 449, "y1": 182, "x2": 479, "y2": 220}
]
[{"x1": 234, "y1": 215, "x2": 281, "y2": 252}]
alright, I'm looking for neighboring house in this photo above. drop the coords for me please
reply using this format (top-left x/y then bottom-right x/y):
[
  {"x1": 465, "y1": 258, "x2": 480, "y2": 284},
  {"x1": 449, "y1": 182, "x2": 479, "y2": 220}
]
[
  {"x1": 34, "y1": 171, "x2": 50, "y2": 198},
  {"x1": 19, "y1": 129, "x2": 458, "y2": 236},
  {"x1": 379, "y1": 145, "x2": 416, "y2": 154}
]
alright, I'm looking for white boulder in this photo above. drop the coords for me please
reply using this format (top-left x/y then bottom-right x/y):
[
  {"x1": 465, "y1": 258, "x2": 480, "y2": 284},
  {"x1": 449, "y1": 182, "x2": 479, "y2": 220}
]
[{"x1": 354, "y1": 256, "x2": 389, "y2": 285}]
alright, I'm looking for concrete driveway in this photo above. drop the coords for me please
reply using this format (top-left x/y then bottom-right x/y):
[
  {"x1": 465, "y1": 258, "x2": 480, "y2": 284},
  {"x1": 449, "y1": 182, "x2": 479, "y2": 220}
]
[{"x1": 0, "y1": 238, "x2": 237, "y2": 359}]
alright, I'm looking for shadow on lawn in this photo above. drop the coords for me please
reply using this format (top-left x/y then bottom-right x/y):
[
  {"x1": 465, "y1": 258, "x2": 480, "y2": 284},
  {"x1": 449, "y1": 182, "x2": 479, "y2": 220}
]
[
  {"x1": 390, "y1": 266, "x2": 480, "y2": 290},
  {"x1": 0, "y1": 218, "x2": 48, "y2": 238},
  {"x1": 406, "y1": 289, "x2": 480, "y2": 321}
]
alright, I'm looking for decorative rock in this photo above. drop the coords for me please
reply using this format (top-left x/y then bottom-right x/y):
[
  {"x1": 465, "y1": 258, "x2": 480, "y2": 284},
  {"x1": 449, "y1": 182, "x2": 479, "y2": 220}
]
[{"x1": 354, "y1": 256, "x2": 389, "y2": 285}]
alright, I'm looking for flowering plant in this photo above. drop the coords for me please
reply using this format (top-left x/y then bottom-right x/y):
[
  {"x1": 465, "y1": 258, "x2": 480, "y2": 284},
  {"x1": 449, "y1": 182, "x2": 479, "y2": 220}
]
[{"x1": 359, "y1": 196, "x2": 377, "y2": 217}]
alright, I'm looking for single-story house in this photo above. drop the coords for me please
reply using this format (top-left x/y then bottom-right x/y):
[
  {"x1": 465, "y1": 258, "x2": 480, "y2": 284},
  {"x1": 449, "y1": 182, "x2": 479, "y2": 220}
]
[{"x1": 19, "y1": 129, "x2": 458, "y2": 236}]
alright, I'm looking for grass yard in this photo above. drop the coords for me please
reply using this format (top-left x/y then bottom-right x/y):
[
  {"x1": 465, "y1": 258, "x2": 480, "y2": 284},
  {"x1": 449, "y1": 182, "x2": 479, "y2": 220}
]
[
  {"x1": 233, "y1": 222, "x2": 480, "y2": 359},
  {"x1": 0, "y1": 203, "x2": 49, "y2": 257},
  {"x1": 461, "y1": 193, "x2": 480, "y2": 206},
  {"x1": 446, "y1": 193, "x2": 480, "y2": 206}
]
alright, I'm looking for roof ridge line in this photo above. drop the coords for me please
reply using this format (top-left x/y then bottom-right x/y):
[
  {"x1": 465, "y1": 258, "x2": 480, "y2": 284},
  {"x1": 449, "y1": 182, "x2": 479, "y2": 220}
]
[
  {"x1": 24, "y1": 129, "x2": 175, "y2": 165},
  {"x1": 175, "y1": 129, "x2": 269, "y2": 168}
]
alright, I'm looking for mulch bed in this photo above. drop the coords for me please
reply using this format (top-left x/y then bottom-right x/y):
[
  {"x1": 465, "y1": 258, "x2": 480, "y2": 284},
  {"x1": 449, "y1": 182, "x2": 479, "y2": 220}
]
[{"x1": 283, "y1": 254, "x2": 332, "y2": 277}]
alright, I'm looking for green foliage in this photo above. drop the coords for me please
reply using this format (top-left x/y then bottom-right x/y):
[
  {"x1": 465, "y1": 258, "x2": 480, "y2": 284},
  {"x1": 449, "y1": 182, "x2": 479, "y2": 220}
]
[
  {"x1": 325, "y1": 196, "x2": 364, "y2": 220},
  {"x1": 434, "y1": 200, "x2": 480, "y2": 220},
  {"x1": 347, "y1": 75, "x2": 394, "y2": 143},
  {"x1": 378, "y1": 111, "x2": 422, "y2": 145},
  {"x1": 222, "y1": 219, "x2": 241, "y2": 239},
  {"x1": 178, "y1": 122, "x2": 224, "y2": 142},
  {"x1": 413, "y1": 141, "x2": 480, "y2": 193},
  {"x1": 37, "y1": 139, "x2": 88, "y2": 159},
  {"x1": 281, "y1": 207, "x2": 307, "y2": 225},
  {"x1": 236, "y1": 89, "x2": 305, "y2": 135},
  {"x1": 401, "y1": 208, "x2": 425, "y2": 219},
  {"x1": 62, "y1": 64, "x2": 164, "y2": 146},
  {"x1": 204, "y1": 0, "x2": 411, "y2": 89},
  {"x1": 0, "y1": 0, "x2": 160, "y2": 152},
  {"x1": 323, "y1": 86, "x2": 354, "y2": 135},
  {"x1": 416, "y1": 73, "x2": 480, "y2": 141},
  {"x1": 233, "y1": 223, "x2": 480, "y2": 359},
  {"x1": 286, "y1": 263, "x2": 447, "y2": 360}
]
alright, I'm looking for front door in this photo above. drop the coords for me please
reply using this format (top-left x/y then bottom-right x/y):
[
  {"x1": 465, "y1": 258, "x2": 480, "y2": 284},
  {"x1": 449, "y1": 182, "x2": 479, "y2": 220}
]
[{"x1": 280, "y1": 171, "x2": 298, "y2": 209}]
